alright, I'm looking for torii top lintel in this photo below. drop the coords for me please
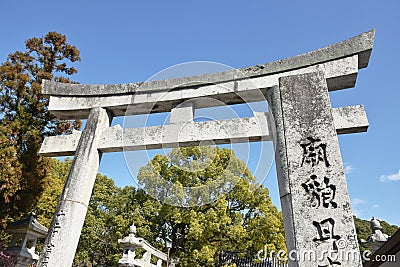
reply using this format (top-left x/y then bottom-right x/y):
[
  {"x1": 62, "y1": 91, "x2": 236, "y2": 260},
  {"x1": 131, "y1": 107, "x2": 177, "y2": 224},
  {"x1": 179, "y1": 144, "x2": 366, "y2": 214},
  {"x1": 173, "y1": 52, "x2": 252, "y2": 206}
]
[{"x1": 42, "y1": 30, "x2": 375, "y2": 119}]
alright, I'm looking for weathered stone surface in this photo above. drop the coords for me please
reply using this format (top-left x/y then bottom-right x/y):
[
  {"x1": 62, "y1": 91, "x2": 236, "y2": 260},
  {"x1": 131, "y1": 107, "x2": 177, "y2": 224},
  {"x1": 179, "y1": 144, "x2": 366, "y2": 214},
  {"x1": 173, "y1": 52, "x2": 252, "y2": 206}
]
[
  {"x1": 37, "y1": 107, "x2": 112, "y2": 267},
  {"x1": 46, "y1": 55, "x2": 359, "y2": 119},
  {"x1": 332, "y1": 105, "x2": 368, "y2": 134},
  {"x1": 39, "y1": 104, "x2": 367, "y2": 157},
  {"x1": 43, "y1": 30, "x2": 375, "y2": 120},
  {"x1": 367, "y1": 218, "x2": 391, "y2": 243},
  {"x1": 42, "y1": 30, "x2": 374, "y2": 97},
  {"x1": 37, "y1": 30, "x2": 375, "y2": 267},
  {"x1": 39, "y1": 112, "x2": 272, "y2": 156},
  {"x1": 267, "y1": 85, "x2": 297, "y2": 255},
  {"x1": 6, "y1": 213, "x2": 48, "y2": 267},
  {"x1": 169, "y1": 101, "x2": 194, "y2": 124},
  {"x1": 270, "y1": 72, "x2": 361, "y2": 267},
  {"x1": 118, "y1": 224, "x2": 176, "y2": 267}
]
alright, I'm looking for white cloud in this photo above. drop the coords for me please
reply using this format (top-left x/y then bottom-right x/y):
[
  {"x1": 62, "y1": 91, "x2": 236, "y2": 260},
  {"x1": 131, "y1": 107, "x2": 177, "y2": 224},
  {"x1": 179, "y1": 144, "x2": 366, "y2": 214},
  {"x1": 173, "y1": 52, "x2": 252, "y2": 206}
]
[
  {"x1": 372, "y1": 204, "x2": 380, "y2": 209},
  {"x1": 351, "y1": 198, "x2": 366, "y2": 217},
  {"x1": 380, "y1": 170, "x2": 400, "y2": 182},
  {"x1": 352, "y1": 208, "x2": 362, "y2": 217},
  {"x1": 344, "y1": 165, "x2": 353, "y2": 174},
  {"x1": 351, "y1": 198, "x2": 366, "y2": 205}
]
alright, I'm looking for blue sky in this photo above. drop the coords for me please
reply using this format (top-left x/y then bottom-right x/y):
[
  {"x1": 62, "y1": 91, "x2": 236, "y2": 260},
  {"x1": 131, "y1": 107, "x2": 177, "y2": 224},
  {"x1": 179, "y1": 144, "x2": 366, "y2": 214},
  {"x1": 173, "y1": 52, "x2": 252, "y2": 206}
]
[{"x1": 1, "y1": 1, "x2": 399, "y2": 225}]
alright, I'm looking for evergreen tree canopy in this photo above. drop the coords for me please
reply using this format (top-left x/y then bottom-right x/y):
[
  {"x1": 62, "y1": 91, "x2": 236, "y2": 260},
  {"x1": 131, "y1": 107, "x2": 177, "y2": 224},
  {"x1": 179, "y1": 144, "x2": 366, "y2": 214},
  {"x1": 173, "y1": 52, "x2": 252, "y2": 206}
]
[
  {"x1": 354, "y1": 216, "x2": 398, "y2": 241},
  {"x1": 0, "y1": 32, "x2": 81, "y2": 226},
  {"x1": 32, "y1": 146, "x2": 287, "y2": 266},
  {"x1": 25, "y1": 153, "x2": 399, "y2": 266},
  {"x1": 135, "y1": 146, "x2": 287, "y2": 266}
]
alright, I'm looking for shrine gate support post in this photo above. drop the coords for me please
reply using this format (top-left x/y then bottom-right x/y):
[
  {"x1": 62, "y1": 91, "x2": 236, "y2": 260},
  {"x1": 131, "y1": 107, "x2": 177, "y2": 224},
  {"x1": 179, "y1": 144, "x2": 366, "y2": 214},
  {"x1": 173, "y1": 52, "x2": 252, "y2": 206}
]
[
  {"x1": 37, "y1": 30, "x2": 375, "y2": 267},
  {"x1": 37, "y1": 108, "x2": 112, "y2": 267},
  {"x1": 269, "y1": 72, "x2": 362, "y2": 266}
]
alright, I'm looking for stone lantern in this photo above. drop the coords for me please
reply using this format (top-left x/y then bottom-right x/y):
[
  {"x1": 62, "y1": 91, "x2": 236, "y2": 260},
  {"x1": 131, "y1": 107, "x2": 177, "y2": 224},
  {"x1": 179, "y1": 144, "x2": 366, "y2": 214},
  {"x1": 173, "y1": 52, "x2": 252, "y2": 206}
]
[
  {"x1": 118, "y1": 223, "x2": 141, "y2": 265},
  {"x1": 118, "y1": 223, "x2": 177, "y2": 267},
  {"x1": 360, "y1": 217, "x2": 391, "y2": 254},
  {"x1": 368, "y1": 217, "x2": 390, "y2": 242},
  {"x1": 6, "y1": 212, "x2": 48, "y2": 267}
]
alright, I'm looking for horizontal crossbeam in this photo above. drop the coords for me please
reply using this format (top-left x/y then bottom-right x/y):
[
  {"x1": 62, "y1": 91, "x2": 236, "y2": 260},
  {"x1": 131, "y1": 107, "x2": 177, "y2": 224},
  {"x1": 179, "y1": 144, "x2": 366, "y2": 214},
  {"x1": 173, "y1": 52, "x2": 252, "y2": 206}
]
[
  {"x1": 43, "y1": 30, "x2": 374, "y2": 97},
  {"x1": 332, "y1": 105, "x2": 369, "y2": 134},
  {"x1": 47, "y1": 56, "x2": 359, "y2": 119},
  {"x1": 40, "y1": 112, "x2": 270, "y2": 157},
  {"x1": 42, "y1": 30, "x2": 375, "y2": 120},
  {"x1": 39, "y1": 105, "x2": 368, "y2": 157}
]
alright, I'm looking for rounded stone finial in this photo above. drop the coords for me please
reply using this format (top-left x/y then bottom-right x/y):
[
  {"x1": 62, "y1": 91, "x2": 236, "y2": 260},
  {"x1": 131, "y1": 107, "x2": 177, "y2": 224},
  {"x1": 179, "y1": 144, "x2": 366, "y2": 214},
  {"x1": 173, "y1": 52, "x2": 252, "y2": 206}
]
[
  {"x1": 129, "y1": 223, "x2": 137, "y2": 235},
  {"x1": 370, "y1": 217, "x2": 382, "y2": 230}
]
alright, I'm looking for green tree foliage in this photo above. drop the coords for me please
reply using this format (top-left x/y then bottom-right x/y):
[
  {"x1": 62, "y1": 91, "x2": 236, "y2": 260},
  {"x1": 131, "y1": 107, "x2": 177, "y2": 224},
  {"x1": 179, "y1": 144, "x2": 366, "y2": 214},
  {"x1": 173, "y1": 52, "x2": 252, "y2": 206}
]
[
  {"x1": 33, "y1": 158, "x2": 127, "y2": 266},
  {"x1": 0, "y1": 32, "x2": 81, "y2": 226},
  {"x1": 2, "y1": 31, "x2": 399, "y2": 267},
  {"x1": 17, "y1": 153, "x2": 400, "y2": 266},
  {"x1": 73, "y1": 173, "x2": 127, "y2": 266},
  {"x1": 35, "y1": 158, "x2": 72, "y2": 228},
  {"x1": 380, "y1": 220, "x2": 399, "y2": 236},
  {"x1": 354, "y1": 216, "x2": 371, "y2": 242},
  {"x1": 135, "y1": 146, "x2": 287, "y2": 266},
  {"x1": 29, "y1": 147, "x2": 286, "y2": 266}
]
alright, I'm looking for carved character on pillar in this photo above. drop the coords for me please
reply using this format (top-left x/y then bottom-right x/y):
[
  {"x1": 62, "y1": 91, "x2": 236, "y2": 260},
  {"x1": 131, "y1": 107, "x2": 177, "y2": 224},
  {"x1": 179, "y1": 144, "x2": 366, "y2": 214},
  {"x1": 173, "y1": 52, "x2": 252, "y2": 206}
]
[
  {"x1": 57, "y1": 210, "x2": 66, "y2": 217},
  {"x1": 313, "y1": 218, "x2": 343, "y2": 266},
  {"x1": 302, "y1": 175, "x2": 337, "y2": 208},
  {"x1": 41, "y1": 210, "x2": 66, "y2": 265},
  {"x1": 318, "y1": 256, "x2": 342, "y2": 267},
  {"x1": 313, "y1": 218, "x2": 341, "y2": 250},
  {"x1": 300, "y1": 137, "x2": 330, "y2": 167}
]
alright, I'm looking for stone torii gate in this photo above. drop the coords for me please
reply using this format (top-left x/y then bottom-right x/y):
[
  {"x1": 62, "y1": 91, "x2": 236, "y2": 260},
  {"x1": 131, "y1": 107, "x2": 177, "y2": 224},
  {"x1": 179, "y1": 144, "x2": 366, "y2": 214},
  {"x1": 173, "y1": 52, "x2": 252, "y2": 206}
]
[{"x1": 37, "y1": 30, "x2": 375, "y2": 267}]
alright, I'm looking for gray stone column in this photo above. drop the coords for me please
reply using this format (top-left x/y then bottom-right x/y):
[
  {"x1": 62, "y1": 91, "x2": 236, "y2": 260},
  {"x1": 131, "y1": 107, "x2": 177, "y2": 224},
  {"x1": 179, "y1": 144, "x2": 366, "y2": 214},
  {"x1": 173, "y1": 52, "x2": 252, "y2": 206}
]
[
  {"x1": 37, "y1": 107, "x2": 113, "y2": 267},
  {"x1": 268, "y1": 72, "x2": 361, "y2": 267}
]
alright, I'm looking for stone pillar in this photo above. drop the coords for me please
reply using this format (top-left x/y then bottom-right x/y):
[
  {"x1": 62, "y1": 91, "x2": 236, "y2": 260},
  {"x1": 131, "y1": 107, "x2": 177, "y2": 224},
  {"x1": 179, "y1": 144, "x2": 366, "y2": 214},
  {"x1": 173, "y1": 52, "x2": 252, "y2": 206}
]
[
  {"x1": 37, "y1": 107, "x2": 113, "y2": 267},
  {"x1": 268, "y1": 71, "x2": 361, "y2": 267}
]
